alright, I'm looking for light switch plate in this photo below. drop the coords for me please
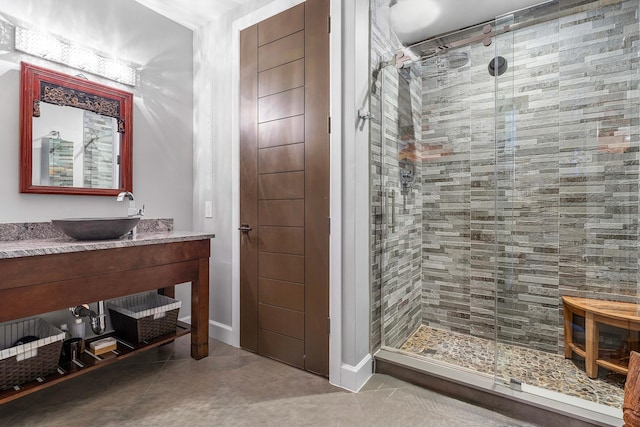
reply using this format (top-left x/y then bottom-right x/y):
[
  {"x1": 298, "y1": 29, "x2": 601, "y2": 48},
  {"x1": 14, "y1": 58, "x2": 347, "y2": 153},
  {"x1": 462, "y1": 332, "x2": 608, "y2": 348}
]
[{"x1": 205, "y1": 201, "x2": 212, "y2": 218}]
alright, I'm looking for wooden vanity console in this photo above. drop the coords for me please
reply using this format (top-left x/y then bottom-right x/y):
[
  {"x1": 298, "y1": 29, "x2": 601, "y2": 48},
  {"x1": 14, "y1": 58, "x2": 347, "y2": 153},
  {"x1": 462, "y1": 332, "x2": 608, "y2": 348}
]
[
  {"x1": 0, "y1": 234, "x2": 212, "y2": 403},
  {"x1": 562, "y1": 296, "x2": 640, "y2": 378}
]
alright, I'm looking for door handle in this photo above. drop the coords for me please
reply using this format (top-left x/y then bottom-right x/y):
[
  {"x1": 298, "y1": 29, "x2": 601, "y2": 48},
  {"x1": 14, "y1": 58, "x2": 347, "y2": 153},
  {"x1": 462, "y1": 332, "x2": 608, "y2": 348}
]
[{"x1": 238, "y1": 224, "x2": 252, "y2": 233}]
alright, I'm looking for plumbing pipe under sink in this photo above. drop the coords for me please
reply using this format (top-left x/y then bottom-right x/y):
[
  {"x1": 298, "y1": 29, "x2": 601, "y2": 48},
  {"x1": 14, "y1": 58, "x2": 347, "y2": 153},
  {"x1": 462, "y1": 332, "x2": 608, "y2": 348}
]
[{"x1": 70, "y1": 303, "x2": 106, "y2": 335}]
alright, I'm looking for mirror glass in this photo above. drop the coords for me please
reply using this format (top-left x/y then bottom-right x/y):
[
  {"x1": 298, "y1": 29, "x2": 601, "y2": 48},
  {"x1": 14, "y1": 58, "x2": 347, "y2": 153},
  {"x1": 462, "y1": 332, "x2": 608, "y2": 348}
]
[
  {"x1": 20, "y1": 62, "x2": 133, "y2": 196},
  {"x1": 32, "y1": 103, "x2": 120, "y2": 188}
]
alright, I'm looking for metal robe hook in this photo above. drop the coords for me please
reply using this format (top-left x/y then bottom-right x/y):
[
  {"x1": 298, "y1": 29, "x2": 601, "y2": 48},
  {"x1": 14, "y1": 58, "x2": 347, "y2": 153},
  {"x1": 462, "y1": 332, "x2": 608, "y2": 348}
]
[
  {"x1": 358, "y1": 109, "x2": 372, "y2": 120},
  {"x1": 358, "y1": 109, "x2": 373, "y2": 131}
]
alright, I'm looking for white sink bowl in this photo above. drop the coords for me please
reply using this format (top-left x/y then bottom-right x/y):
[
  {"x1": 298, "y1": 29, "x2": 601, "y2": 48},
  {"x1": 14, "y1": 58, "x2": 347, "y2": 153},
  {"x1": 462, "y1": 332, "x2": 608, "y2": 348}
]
[{"x1": 52, "y1": 217, "x2": 140, "y2": 240}]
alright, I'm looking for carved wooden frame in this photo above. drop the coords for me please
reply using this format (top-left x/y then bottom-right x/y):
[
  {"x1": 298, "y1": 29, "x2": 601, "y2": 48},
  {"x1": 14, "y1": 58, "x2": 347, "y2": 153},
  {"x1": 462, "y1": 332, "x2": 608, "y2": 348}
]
[{"x1": 20, "y1": 62, "x2": 133, "y2": 196}]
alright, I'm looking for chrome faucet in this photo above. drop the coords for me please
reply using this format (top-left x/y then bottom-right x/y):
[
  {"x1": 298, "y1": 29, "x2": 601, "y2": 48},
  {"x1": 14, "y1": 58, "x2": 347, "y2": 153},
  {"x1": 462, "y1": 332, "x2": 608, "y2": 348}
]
[
  {"x1": 116, "y1": 192, "x2": 143, "y2": 238},
  {"x1": 116, "y1": 191, "x2": 144, "y2": 217},
  {"x1": 116, "y1": 191, "x2": 134, "y2": 202}
]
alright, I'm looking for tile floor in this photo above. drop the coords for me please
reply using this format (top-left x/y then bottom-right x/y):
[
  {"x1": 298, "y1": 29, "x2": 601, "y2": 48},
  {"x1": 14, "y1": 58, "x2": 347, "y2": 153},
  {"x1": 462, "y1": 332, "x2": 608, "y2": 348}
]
[
  {"x1": 401, "y1": 326, "x2": 624, "y2": 408},
  {"x1": 0, "y1": 336, "x2": 536, "y2": 426}
]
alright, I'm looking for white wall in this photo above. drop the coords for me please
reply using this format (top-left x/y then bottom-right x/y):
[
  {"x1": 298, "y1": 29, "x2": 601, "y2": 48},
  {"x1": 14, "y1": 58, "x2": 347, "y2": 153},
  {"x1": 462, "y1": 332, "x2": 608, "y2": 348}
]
[
  {"x1": 338, "y1": 0, "x2": 372, "y2": 390},
  {"x1": 193, "y1": 0, "x2": 372, "y2": 391},
  {"x1": 0, "y1": 0, "x2": 195, "y2": 327},
  {"x1": 0, "y1": 0, "x2": 193, "y2": 228}
]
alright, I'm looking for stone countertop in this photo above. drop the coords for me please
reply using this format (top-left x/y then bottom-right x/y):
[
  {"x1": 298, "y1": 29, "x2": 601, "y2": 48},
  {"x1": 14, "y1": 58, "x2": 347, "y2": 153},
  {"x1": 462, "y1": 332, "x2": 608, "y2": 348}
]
[{"x1": 0, "y1": 231, "x2": 215, "y2": 259}]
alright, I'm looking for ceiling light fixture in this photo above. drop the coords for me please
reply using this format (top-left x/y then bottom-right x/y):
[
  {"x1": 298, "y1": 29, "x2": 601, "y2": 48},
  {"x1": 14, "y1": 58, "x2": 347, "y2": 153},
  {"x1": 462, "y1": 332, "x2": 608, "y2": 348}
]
[
  {"x1": 389, "y1": 0, "x2": 441, "y2": 45},
  {"x1": 14, "y1": 26, "x2": 137, "y2": 86}
]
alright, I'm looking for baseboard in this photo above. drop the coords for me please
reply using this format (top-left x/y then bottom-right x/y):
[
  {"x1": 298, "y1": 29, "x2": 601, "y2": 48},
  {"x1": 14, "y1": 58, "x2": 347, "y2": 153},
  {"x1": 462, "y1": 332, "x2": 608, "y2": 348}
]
[
  {"x1": 179, "y1": 316, "x2": 235, "y2": 346},
  {"x1": 208, "y1": 320, "x2": 234, "y2": 345},
  {"x1": 334, "y1": 353, "x2": 373, "y2": 392}
]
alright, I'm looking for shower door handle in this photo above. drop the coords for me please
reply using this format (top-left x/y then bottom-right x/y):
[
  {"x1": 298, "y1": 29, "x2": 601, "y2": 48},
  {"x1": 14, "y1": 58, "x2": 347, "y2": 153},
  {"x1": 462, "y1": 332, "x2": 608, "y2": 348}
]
[{"x1": 388, "y1": 190, "x2": 396, "y2": 233}]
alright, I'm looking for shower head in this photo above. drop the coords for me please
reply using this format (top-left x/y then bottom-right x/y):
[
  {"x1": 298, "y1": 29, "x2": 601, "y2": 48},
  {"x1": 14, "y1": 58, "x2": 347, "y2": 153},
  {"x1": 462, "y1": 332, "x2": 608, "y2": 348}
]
[
  {"x1": 442, "y1": 52, "x2": 469, "y2": 69},
  {"x1": 412, "y1": 51, "x2": 469, "y2": 79},
  {"x1": 377, "y1": 49, "x2": 469, "y2": 81},
  {"x1": 420, "y1": 51, "x2": 469, "y2": 70}
]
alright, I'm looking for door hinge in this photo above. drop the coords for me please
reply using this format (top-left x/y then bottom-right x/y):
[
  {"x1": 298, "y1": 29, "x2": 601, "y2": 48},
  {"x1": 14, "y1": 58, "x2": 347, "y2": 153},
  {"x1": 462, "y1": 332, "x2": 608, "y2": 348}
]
[
  {"x1": 327, "y1": 116, "x2": 331, "y2": 134},
  {"x1": 327, "y1": 317, "x2": 331, "y2": 334},
  {"x1": 327, "y1": 217, "x2": 331, "y2": 234},
  {"x1": 327, "y1": 16, "x2": 331, "y2": 33}
]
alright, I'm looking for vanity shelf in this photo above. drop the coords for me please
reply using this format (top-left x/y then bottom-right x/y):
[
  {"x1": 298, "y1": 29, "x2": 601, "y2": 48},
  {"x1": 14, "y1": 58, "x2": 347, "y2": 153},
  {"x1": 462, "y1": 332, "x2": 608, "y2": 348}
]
[
  {"x1": 0, "y1": 233, "x2": 213, "y2": 404},
  {"x1": 0, "y1": 321, "x2": 191, "y2": 404}
]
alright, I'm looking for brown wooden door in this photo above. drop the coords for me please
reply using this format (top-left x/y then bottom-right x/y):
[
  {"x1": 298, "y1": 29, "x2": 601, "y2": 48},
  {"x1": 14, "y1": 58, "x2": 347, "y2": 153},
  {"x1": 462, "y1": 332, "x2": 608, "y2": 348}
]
[{"x1": 239, "y1": 0, "x2": 330, "y2": 377}]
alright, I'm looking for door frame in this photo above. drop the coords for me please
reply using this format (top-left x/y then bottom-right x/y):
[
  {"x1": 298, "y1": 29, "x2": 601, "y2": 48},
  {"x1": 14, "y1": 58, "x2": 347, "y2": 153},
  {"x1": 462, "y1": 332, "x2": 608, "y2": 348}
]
[{"x1": 230, "y1": 0, "x2": 343, "y2": 385}]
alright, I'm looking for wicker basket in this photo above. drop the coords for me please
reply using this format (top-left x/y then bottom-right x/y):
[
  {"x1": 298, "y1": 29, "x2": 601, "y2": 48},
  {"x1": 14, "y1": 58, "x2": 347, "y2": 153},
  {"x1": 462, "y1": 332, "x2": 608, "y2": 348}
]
[
  {"x1": 0, "y1": 318, "x2": 64, "y2": 390},
  {"x1": 108, "y1": 293, "x2": 181, "y2": 344}
]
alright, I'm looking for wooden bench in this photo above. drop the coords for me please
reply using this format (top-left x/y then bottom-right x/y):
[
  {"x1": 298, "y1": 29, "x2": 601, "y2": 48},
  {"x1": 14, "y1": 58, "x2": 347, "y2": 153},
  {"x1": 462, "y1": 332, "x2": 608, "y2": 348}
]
[{"x1": 563, "y1": 296, "x2": 640, "y2": 378}]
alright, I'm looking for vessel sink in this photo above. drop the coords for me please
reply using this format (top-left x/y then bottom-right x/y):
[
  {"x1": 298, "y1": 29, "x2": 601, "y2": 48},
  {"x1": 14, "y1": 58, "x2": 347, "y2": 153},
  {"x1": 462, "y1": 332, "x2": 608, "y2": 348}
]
[{"x1": 52, "y1": 217, "x2": 140, "y2": 240}]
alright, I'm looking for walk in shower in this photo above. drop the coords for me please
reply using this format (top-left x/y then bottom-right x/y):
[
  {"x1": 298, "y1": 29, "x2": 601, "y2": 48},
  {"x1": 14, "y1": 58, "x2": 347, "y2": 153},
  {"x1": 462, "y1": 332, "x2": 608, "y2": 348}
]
[{"x1": 371, "y1": 0, "x2": 639, "y2": 419}]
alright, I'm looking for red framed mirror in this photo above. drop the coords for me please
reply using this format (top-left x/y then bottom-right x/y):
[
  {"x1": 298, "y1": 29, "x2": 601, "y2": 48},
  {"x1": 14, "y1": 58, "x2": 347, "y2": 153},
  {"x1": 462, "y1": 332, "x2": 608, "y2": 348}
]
[{"x1": 20, "y1": 62, "x2": 133, "y2": 196}]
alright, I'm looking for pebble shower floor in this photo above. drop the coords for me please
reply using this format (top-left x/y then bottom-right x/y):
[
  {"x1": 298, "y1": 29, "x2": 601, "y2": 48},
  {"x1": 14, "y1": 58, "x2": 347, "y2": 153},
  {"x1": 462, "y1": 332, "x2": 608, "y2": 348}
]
[{"x1": 400, "y1": 325, "x2": 624, "y2": 408}]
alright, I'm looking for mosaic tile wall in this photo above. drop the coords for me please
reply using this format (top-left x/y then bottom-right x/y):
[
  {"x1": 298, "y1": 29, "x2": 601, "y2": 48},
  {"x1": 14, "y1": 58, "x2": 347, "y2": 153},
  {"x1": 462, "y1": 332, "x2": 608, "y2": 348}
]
[
  {"x1": 372, "y1": 0, "x2": 640, "y2": 355},
  {"x1": 420, "y1": 42, "x2": 498, "y2": 342},
  {"x1": 420, "y1": 0, "x2": 640, "y2": 354}
]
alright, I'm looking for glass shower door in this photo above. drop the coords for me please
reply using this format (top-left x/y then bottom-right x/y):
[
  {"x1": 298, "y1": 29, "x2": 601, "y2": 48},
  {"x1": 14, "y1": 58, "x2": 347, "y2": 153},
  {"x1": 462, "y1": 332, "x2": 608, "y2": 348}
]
[
  {"x1": 375, "y1": 22, "x2": 502, "y2": 379},
  {"x1": 494, "y1": 0, "x2": 637, "y2": 410},
  {"x1": 492, "y1": 11, "x2": 521, "y2": 390},
  {"x1": 374, "y1": 61, "x2": 424, "y2": 354}
]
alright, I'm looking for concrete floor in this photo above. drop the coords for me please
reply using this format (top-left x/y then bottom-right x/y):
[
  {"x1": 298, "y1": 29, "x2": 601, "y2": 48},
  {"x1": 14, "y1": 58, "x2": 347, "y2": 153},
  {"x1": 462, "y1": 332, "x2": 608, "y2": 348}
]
[{"x1": 0, "y1": 336, "x2": 537, "y2": 426}]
